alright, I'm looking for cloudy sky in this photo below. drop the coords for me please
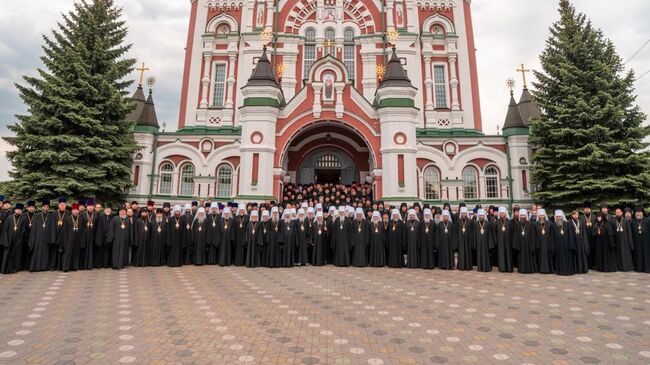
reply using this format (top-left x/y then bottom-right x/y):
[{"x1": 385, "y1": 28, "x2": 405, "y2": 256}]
[{"x1": 0, "y1": 0, "x2": 648, "y2": 181}]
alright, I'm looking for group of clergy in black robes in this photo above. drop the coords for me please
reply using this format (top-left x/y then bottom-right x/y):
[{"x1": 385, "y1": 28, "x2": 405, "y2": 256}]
[{"x1": 2, "y1": 196, "x2": 650, "y2": 275}]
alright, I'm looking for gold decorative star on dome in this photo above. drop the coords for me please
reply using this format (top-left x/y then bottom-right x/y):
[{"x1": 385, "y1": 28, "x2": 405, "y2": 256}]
[
  {"x1": 375, "y1": 64, "x2": 386, "y2": 81},
  {"x1": 260, "y1": 29, "x2": 273, "y2": 47},
  {"x1": 276, "y1": 63, "x2": 285, "y2": 78},
  {"x1": 146, "y1": 76, "x2": 156, "y2": 89},
  {"x1": 386, "y1": 28, "x2": 399, "y2": 47},
  {"x1": 506, "y1": 78, "x2": 515, "y2": 93}
]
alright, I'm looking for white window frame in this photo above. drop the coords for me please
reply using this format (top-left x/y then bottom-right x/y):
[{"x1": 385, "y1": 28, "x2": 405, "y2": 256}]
[
  {"x1": 158, "y1": 162, "x2": 174, "y2": 195},
  {"x1": 303, "y1": 27, "x2": 316, "y2": 78},
  {"x1": 324, "y1": 27, "x2": 336, "y2": 56},
  {"x1": 211, "y1": 61, "x2": 228, "y2": 107},
  {"x1": 462, "y1": 166, "x2": 478, "y2": 200},
  {"x1": 216, "y1": 163, "x2": 233, "y2": 198},
  {"x1": 179, "y1": 163, "x2": 195, "y2": 197},
  {"x1": 484, "y1": 166, "x2": 500, "y2": 198},
  {"x1": 423, "y1": 165, "x2": 441, "y2": 200},
  {"x1": 432, "y1": 62, "x2": 449, "y2": 109},
  {"x1": 343, "y1": 28, "x2": 355, "y2": 80}
]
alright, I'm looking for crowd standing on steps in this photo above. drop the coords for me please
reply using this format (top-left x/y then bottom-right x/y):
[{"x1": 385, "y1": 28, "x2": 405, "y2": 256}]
[{"x1": 0, "y1": 193, "x2": 648, "y2": 276}]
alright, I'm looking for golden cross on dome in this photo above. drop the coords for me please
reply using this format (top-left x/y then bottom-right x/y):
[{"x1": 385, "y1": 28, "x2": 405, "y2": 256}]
[
  {"x1": 516, "y1": 63, "x2": 530, "y2": 89},
  {"x1": 136, "y1": 62, "x2": 150, "y2": 87}
]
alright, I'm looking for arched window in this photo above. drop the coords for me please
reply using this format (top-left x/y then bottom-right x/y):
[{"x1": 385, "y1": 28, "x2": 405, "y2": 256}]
[
  {"x1": 324, "y1": 28, "x2": 335, "y2": 56},
  {"x1": 485, "y1": 166, "x2": 500, "y2": 198},
  {"x1": 316, "y1": 154, "x2": 341, "y2": 169},
  {"x1": 179, "y1": 163, "x2": 195, "y2": 196},
  {"x1": 343, "y1": 28, "x2": 355, "y2": 79},
  {"x1": 423, "y1": 166, "x2": 441, "y2": 200},
  {"x1": 158, "y1": 162, "x2": 174, "y2": 195},
  {"x1": 462, "y1": 166, "x2": 478, "y2": 199},
  {"x1": 216, "y1": 164, "x2": 233, "y2": 197},
  {"x1": 303, "y1": 27, "x2": 316, "y2": 77}
]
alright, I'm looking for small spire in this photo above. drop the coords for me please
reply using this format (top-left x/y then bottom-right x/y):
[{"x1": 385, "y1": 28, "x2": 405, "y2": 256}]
[
  {"x1": 378, "y1": 47, "x2": 413, "y2": 89},
  {"x1": 245, "y1": 46, "x2": 279, "y2": 88},
  {"x1": 136, "y1": 88, "x2": 159, "y2": 129},
  {"x1": 517, "y1": 87, "x2": 541, "y2": 125},
  {"x1": 503, "y1": 90, "x2": 526, "y2": 129}
]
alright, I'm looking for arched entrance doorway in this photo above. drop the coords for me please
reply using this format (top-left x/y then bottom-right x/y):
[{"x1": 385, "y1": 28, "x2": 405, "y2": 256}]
[
  {"x1": 280, "y1": 121, "x2": 373, "y2": 186},
  {"x1": 297, "y1": 150, "x2": 358, "y2": 184}
]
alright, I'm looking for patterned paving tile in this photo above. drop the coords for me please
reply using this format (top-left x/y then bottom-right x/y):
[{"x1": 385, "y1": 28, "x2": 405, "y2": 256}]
[{"x1": 0, "y1": 268, "x2": 649, "y2": 364}]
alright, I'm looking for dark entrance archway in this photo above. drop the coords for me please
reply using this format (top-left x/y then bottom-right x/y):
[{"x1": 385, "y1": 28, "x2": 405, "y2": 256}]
[{"x1": 297, "y1": 150, "x2": 358, "y2": 185}]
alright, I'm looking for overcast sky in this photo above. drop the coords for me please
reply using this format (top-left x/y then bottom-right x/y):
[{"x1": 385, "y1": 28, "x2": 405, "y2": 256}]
[{"x1": 0, "y1": 0, "x2": 648, "y2": 181}]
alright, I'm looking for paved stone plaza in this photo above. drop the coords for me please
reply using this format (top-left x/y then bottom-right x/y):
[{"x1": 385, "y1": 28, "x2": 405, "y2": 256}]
[{"x1": 0, "y1": 267, "x2": 649, "y2": 365}]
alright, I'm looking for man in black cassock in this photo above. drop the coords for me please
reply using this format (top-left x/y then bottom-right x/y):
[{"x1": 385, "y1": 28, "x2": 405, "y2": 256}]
[
  {"x1": 28, "y1": 200, "x2": 56, "y2": 272},
  {"x1": 580, "y1": 202, "x2": 596, "y2": 268},
  {"x1": 419, "y1": 208, "x2": 436, "y2": 269},
  {"x1": 149, "y1": 209, "x2": 168, "y2": 266},
  {"x1": 1, "y1": 203, "x2": 28, "y2": 274},
  {"x1": 569, "y1": 210, "x2": 589, "y2": 274},
  {"x1": 51, "y1": 197, "x2": 68, "y2": 270},
  {"x1": 245, "y1": 210, "x2": 263, "y2": 268},
  {"x1": 387, "y1": 209, "x2": 405, "y2": 268},
  {"x1": 168, "y1": 205, "x2": 186, "y2": 267},
  {"x1": 79, "y1": 198, "x2": 98, "y2": 270},
  {"x1": 233, "y1": 204, "x2": 248, "y2": 266},
  {"x1": 108, "y1": 207, "x2": 132, "y2": 269},
  {"x1": 436, "y1": 210, "x2": 455, "y2": 269},
  {"x1": 513, "y1": 209, "x2": 537, "y2": 273},
  {"x1": 206, "y1": 203, "x2": 220, "y2": 265},
  {"x1": 294, "y1": 209, "x2": 311, "y2": 265},
  {"x1": 279, "y1": 210, "x2": 295, "y2": 267},
  {"x1": 455, "y1": 207, "x2": 474, "y2": 270},
  {"x1": 218, "y1": 208, "x2": 235, "y2": 266},
  {"x1": 132, "y1": 209, "x2": 151, "y2": 267},
  {"x1": 534, "y1": 209, "x2": 554, "y2": 274},
  {"x1": 494, "y1": 207, "x2": 513, "y2": 272},
  {"x1": 351, "y1": 207, "x2": 369, "y2": 267},
  {"x1": 592, "y1": 212, "x2": 616, "y2": 272},
  {"x1": 311, "y1": 211, "x2": 328, "y2": 266},
  {"x1": 632, "y1": 207, "x2": 650, "y2": 273},
  {"x1": 57, "y1": 203, "x2": 85, "y2": 272},
  {"x1": 264, "y1": 207, "x2": 281, "y2": 267},
  {"x1": 94, "y1": 206, "x2": 113, "y2": 269},
  {"x1": 331, "y1": 206, "x2": 352, "y2": 267},
  {"x1": 611, "y1": 207, "x2": 634, "y2": 271},
  {"x1": 368, "y1": 211, "x2": 385, "y2": 267},
  {"x1": 191, "y1": 208, "x2": 209, "y2": 265},
  {"x1": 182, "y1": 203, "x2": 194, "y2": 265},
  {"x1": 474, "y1": 209, "x2": 494, "y2": 272},
  {"x1": 552, "y1": 210, "x2": 575, "y2": 276},
  {"x1": 404, "y1": 209, "x2": 420, "y2": 268}
]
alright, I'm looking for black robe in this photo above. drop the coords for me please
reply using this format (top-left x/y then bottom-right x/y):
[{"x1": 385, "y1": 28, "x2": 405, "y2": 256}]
[
  {"x1": 569, "y1": 219, "x2": 590, "y2": 274},
  {"x1": 494, "y1": 218, "x2": 513, "y2": 272},
  {"x1": 79, "y1": 211, "x2": 99, "y2": 270},
  {"x1": 108, "y1": 216, "x2": 132, "y2": 269},
  {"x1": 592, "y1": 220, "x2": 616, "y2": 272},
  {"x1": 57, "y1": 214, "x2": 85, "y2": 272},
  {"x1": 632, "y1": 218, "x2": 650, "y2": 273},
  {"x1": 21, "y1": 213, "x2": 36, "y2": 270},
  {"x1": 279, "y1": 219, "x2": 295, "y2": 267},
  {"x1": 474, "y1": 220, "x2": 495, "y2": 272},
  {"x1": 611, "y1": 218, "x2": 634, "y2": 271},
  {"x1": 94, "y1": 213, "x2": 113, "y2": 269},
  {"x1": 218, "y1": 217, "x2": 235, "y2": 266},
  {"x1": 149, "y1": 219, "x2": 168, "y2": 266},
  {"x1": 191, "y1": 218, "x2": 209, "y2": 265},
  {"x1": 456, "y1": 218, "x2": 474, "y2": 270},
  {"x1": 331, "y1": 217, "x2": 352, "y2": 267},
  {"x1": 206, "y1": 214, "x2": 220, "y2": 265},
  {"x1": 167, "y1": 215, "x2": 187, "y2": 267},
  {"x1": 28, "y1": 212, "x2": 56, "y2": 272},
  {"x1": 233, "y1": 215, "x2": 248, "y2": 266},
  {"x1": 512, "y1": 220, "x2": 537, "y2": 273},
  {"x1": 552, "y1": 221, "x2": 576, "y2": 276},
  {"x1": 294, "y1": 219, "x2": 311, "y2": 265},
  {"x1": 182, "y1": 213, "x2": 194, "y2": 265},
  {"x1": 535, "y1": 220, "x2": 554, "y2": 274},
  {"x1": 264, "y1": 220, "x2": 282, "y2": 267},
  {"x1": 51, "y1": 210, "x2": 68, "y2": 270},
  {"x1": 245, "y1": 220, "x2": 263, "y2": 268},
  {"x1": 386, "y1": 220, "x2": 405, "y2": 268},
  {"x1": 580, "y1": 214, "x2": 596, "y2": 268},
  {"x1": 436, "y1": 221, "x2": 455, "y2": 269},
  {"x1": 132, "y1": 218, "x2": 151, "y2": 267},
  {"x1": 419, "y1": 220, "x2": 436, "y2": 269},
  {"x1": 351, "y1": 219, "x2": 369, "y2": 267},
  {"x1": 1, "y1": 213, "x2": 28, "y2": 274},
  {"x1": 404, "y1": 219, "x2": 420, "y2": 268},
  {"x1": 311, "y1": 220, "x2": 328, "y2": 266}
]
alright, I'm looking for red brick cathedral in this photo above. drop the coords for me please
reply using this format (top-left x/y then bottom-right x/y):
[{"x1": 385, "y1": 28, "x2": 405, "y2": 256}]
[{"x1": 128, "y1": 0, "x2": 537, "y2": 206}]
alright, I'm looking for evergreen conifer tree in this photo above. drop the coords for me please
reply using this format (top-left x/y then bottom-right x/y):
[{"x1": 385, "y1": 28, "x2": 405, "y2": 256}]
[
  {"x1": 5, "y1": 0, "x2": 138, "y2": 204},
  {"x1": 530, "y1": 0, "x2": 650, "y2": 208}
]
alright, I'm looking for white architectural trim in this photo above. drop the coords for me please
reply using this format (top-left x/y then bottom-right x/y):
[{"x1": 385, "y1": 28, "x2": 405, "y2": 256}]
[
  {"x1": 205, "y1": 12, "x2": 240, "y2": 33},
  {"x1": 422, "y1": 13, "x2": 456, "y2": 34}
]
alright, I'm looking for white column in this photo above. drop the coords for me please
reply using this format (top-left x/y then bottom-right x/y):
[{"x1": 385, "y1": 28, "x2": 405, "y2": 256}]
[
  {"x1": 199, "y1": 55, "x2": 212, "y2": 108},
  {"x1": 405, "y1": 0, "x2": 417, "y2": 33},
  {"x1": 448, "y1": 55, "x2": 460, "y2": 111},
  {"x1": 225, "y1": 54, "x2": 237, "y2": 108},
  {"x1": 423, "y1": 57, "x2": 433, "y2": 110},
  {"x1": 334, "y1": 82, "x2": 344, "y2": 118},
  {"x1": 385, "y1": 2, "x2": 394, "y2": 29},
  {"x1": 312, "y1": 83, "x2": 322, "y2": 118}
]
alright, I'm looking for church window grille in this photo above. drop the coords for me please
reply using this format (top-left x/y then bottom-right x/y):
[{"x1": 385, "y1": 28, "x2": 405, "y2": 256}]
[
  {"x1": 423, "y1": 166, "x2": 441, "y2": 200},
  {"x1": 159, "y1": 163, "x2": 174, "y2": 195},
  {"x1": 212, "y1": 64, "x2": 227, "y2": 107},
  {"x1": 179, "y1": 163, "x2": 195, "y2": 196},
  {"x1": 462, "y1": 166, "x2": 478, "y2": 199},
  {"x1": 485, "y1": 166, "x2": 500, "y2": 198},
  {"x1": 316, "y1": 154, "x2": 341, "y2": 169},
  {"x1": 433, "y1": 65, "x2": 448, "y2": 108},
  {"x1": 303, "y1": 27, "x2": 316, "y2": 77},
  {"x1": 343, "y1": 28, "x2": 355, "y2": 79},
  {"x1": 216, "y1": 164, "x2": 233, "y2": 197}
]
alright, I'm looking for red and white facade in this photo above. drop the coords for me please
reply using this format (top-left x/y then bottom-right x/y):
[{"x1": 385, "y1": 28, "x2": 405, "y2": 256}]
[{"x1": 129, "y1": 0, "x2": 534, "y2": 206}]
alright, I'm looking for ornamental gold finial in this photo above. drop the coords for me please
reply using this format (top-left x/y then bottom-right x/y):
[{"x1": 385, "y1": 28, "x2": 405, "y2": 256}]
[
  {"x1": 275, "y1": 63, "x2": 286, "y2": 78},
  {"x1": 260, "y1": 29, "x2": 273, "y2": 48},
  {"x1": 386, "y1": 28, "x2": 399, "y2": 47},
  {"x1": 146, "y1": 76, "x2": 156, "y2": 90},
  {"x1": 506, "y1": 78, "x2": 516, "y2": 94},
  {"x1": 375, "y1": 64, "x2": 386, "y2": 81},
  {"x1": 516, "y1": 63, "x2": 530, "y2": 89},
  {"x1": 136, "y1": 62, "x2": 150, "y2": 87}
]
